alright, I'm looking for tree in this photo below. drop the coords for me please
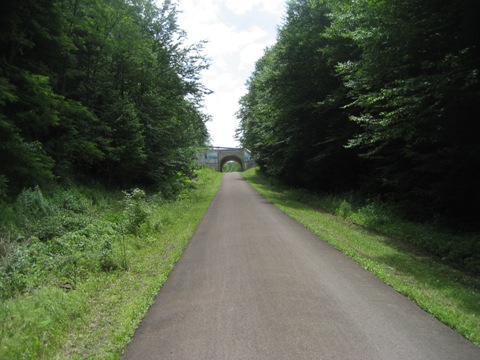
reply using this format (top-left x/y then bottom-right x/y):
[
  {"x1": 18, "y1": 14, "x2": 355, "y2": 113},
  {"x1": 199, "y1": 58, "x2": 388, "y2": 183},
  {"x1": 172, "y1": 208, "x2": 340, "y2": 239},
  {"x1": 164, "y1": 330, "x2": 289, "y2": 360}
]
[
  {"x1": 237, "y1": 0, "x2": 361, "y2": 191},
  {"x1": 330, "y1": 0, "x2": 480, "y2": 219},
  {"x1": 1, "y1": 0, "x2": 211, "y2": 194},
  {"x1": 0, "y1": 0, "x2": 80, "y2": 190}
]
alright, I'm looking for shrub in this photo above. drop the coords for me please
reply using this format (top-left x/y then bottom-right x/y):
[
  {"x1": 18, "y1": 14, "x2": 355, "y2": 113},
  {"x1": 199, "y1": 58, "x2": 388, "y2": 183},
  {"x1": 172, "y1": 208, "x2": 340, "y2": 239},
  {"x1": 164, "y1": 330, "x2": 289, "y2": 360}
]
[
  {"x1": 0, "y1": 234, "x2": 16, "y2": 259},
  {"x1": 122, "y1": 188, "x2": 147, "y2": 235},
  {"x1": 52, "y1": 187, "x2": 90, "y2": 214},
  {"x1": 15, "y1": 186, "x2": 52, "y2": 218}
]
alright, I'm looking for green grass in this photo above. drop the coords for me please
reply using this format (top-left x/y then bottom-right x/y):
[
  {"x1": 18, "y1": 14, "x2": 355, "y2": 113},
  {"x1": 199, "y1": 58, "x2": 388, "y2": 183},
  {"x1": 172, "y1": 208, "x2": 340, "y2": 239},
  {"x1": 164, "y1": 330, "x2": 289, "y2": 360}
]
[
  {"x1": 0, "y1": 168, "x2": 222, "y2": 359},
  {"x1": 242, "y1": 168, "x2": 480, "y2": 346}
]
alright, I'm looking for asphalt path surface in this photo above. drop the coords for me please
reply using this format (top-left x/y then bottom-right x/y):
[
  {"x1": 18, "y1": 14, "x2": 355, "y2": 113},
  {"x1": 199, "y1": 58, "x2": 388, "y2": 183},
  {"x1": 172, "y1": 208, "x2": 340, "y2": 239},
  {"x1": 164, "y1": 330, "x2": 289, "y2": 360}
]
[{"x1": 122, "y1": 172, "x2": 479, "y2": 359}]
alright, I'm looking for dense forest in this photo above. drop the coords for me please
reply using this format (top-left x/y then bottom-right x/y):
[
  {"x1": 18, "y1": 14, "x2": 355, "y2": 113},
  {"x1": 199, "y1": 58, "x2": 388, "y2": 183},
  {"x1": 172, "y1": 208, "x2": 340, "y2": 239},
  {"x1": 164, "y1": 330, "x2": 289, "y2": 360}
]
[
  {"x1": 0, "y1": 0, "x2": 210, "y2": 197},
  {"x1": 237, "y1": 0, "x2": 480, "y2": 226}
]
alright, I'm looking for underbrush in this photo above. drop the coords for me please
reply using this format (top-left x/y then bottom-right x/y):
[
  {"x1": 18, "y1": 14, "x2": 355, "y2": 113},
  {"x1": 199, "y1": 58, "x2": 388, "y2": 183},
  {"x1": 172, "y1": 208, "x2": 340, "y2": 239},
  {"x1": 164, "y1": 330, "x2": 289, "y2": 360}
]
[
  {"x1": 0, "y1": 168, "x2": 222, "y2": 359},
  {"x1": 0, "y1": 185, "x2": 124, "y2": 299}
]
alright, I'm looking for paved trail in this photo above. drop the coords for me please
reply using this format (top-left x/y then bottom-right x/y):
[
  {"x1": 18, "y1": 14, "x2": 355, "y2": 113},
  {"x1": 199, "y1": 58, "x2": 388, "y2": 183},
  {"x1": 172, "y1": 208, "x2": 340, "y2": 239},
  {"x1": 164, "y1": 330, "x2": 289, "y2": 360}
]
[{"x1": 122, "y1": 173, "x2": 479, "y2": 360}]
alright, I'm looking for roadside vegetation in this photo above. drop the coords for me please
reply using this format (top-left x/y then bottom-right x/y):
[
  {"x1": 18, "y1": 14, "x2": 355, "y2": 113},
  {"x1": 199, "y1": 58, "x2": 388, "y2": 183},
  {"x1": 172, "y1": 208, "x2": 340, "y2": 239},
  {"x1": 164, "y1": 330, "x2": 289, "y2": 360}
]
[
  {"x1": 0, "y1": 168, "x2": 222, "y2": 359},
  {"x1": 243, "y1": 168, "x2": 480, "y2": 346}
]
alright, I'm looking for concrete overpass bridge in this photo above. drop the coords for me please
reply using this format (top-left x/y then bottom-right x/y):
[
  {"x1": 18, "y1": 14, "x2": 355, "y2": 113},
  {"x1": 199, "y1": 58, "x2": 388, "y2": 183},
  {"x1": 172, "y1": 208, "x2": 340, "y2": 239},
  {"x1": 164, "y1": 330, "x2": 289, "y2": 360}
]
[{"x1": 194, "y1": 147, "x2": 255, "y2": 172}]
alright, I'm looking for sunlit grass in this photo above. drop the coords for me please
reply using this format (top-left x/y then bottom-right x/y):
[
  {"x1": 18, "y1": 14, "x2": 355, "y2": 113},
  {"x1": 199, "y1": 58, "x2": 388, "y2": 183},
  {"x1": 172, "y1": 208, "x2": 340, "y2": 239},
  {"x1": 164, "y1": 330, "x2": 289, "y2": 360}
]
[
  {"x1": 242, "y1": 168, "x2": 480, "y2": 346},
  {"x1": 0, "y1": 169, "x2": 223, "y2": 359}
]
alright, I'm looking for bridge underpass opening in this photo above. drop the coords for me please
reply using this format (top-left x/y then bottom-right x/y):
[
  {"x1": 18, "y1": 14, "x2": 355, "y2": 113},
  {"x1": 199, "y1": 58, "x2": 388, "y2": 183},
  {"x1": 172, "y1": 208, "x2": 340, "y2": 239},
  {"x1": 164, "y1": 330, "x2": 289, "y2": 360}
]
[
  {"x1": 220, "y1": 155, "x2": 244, "y2": 172},
  {"x1": 222, "y1": 161, "x2": 242, "y2": 172}
]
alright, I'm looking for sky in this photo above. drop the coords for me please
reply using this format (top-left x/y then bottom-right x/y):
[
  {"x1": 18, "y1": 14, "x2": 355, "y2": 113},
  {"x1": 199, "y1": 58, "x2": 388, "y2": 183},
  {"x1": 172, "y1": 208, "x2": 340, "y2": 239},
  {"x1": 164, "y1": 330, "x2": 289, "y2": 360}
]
[{"x1": 174, "y1": 0, "x2": 287, "y2": 148}]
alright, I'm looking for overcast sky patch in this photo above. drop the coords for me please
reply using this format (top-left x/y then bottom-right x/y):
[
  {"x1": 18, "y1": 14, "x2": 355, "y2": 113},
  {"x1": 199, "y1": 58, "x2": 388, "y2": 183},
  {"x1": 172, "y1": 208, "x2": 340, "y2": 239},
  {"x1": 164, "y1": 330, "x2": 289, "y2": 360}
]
[{"x1": 174, "y1": 0, "x2": 286, "y2": 147}]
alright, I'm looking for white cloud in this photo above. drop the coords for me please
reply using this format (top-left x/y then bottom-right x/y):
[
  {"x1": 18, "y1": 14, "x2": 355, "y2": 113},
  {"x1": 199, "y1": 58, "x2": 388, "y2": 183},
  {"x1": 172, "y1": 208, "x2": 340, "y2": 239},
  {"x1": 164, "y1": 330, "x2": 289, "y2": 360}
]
[
  {"x1": 222, "y1": 0, "x2": 285, "y2": 16},
  {"x1": 172, "y1": 0, "x2": 285, "y2": 147},
  {"x1": 178, "y1": 0, "x2": 220, "y2": 27},
  {"x1": 240, "y1": 41, "x2": 272, "y2": 71},
  {"x1": 204, "y1": 23, "x2": 268, "y2": 58},
  {"x1": 222, "y1": 0, "x2": 260, "y2": 15}
]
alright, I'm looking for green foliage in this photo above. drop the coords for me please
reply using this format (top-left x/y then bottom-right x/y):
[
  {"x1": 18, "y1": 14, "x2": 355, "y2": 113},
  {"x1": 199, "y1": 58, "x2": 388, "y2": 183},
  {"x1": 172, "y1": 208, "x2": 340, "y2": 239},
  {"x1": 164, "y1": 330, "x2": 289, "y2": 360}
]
[
  {"x1": 0, "y1": 168, "x2": 222, "y2": 359},
  {"x1": 52, "y1": 98, "x2": 106, "y2": 177},
  {"x1": 0, "y1": 170, "x2": 212, "y2": 301},
  {"x1": 0, "y1": 286, "x2": 88, "y2": 360},
  {"x1": 0, "y1": 184, "x2": 114, "y2": 298},
  {"x1": 329, "y1": 0, "x2": 480, "y2": 220},
  {"x1": 9, "y1": 186, "x2": 88, "y2": 242},
  {"x1": 0, "y1": 216, "x2": 122, "y2": 298},
  {"x1": 236, "y1": 0, "x2": 480, "y2": 227},
  {"x1": 99, "y1": 98, "x2": 147, "y2": 185},
  {"x1": 1, "y1": 0, "x2": 210, "y2": 194},
  {"x1": 122, "y1": 188, "x2": 148, "y2": 235},
  {"x1": 236, "y1": 0, "x2": 361, "y2": 190}
]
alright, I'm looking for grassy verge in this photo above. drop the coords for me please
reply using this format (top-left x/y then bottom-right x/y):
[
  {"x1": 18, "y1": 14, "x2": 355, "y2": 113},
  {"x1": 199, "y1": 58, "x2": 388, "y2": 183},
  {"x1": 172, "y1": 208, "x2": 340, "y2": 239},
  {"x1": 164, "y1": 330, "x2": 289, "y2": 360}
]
[
  {"x1": 242, "y1": 168, "x2": 480, "y2": 346},
  {"x1": 0, "y1": 168, "x2": 222, "y2": 359}
]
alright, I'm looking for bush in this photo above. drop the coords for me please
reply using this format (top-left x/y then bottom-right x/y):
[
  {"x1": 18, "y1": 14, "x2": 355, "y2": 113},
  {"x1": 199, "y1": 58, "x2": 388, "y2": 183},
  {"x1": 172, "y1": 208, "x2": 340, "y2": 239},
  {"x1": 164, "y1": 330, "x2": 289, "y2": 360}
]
[
  {"x1": 15, "y1": 186, "x2": 52, "y2": 219},
  {"x1": 0, "y1": 184, "x2": 126, "y2": 299},
  {"x1": 0, "y1": 234, "x2": 16, "y2": 259},
  {"x1": 52, "y1": 187, "x2": 90, "y2": 214},
  {"x1": 9, "y1": 187, "x2": 91, "y2": 242},
  {"x1": 122, "y1": 188, "x2": 147, "y2": 235}
]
